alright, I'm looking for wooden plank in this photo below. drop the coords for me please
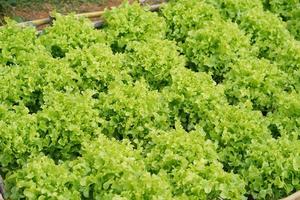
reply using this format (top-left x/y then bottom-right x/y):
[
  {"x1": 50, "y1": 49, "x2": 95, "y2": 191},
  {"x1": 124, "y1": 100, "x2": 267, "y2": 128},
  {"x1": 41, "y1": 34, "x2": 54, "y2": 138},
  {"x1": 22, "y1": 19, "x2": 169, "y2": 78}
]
[
  {"x1": 281, "y1": 191, "x2": 300, "y2": 200},
  {"x1": 0, "y1": 175, "x2": 4, "y2": 200},
  {"x1": 12, "y1": 2, "x2": 165, "y2": 29}
]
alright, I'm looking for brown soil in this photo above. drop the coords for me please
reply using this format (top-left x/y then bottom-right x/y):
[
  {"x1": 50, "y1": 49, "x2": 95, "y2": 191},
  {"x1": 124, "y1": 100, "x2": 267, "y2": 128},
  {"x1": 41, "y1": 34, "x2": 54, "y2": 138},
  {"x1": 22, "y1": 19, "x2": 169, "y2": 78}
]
[
  {"x1": 0, "y1": 0, "x2": 165, "y2": 26},
  {"x1": 9, "y1": 0, "x2": 134, "y2": 21}
]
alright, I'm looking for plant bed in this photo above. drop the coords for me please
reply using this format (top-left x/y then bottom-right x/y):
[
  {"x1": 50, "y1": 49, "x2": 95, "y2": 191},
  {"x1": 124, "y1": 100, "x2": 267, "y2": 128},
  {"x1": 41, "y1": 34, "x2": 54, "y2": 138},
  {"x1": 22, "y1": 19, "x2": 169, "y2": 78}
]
[{"x1": 0, "y1": 0, "x2": 300, "y2": 199}]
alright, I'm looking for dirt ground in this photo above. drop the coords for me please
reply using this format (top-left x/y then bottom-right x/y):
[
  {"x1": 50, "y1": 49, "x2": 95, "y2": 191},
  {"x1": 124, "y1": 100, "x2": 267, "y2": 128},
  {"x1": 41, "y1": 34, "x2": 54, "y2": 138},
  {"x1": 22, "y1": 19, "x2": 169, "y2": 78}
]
[
  {"x1": 1, "y1": 0, "x2": 134, "y2": 23},
  {"x1": 0, "y1": 0, "x2": 165, "y2": 25}
]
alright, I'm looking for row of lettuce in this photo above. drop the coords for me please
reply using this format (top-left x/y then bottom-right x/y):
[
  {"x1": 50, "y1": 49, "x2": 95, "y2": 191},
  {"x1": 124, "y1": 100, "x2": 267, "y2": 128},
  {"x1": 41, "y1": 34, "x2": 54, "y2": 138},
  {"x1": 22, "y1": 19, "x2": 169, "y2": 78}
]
[{"x1": 0, "y1": 0, "x2": 300, "y2": 199}]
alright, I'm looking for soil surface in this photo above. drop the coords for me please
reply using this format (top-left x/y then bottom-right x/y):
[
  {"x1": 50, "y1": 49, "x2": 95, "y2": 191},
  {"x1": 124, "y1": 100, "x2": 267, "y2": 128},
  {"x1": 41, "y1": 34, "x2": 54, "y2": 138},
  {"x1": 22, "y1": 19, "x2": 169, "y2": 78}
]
[
  {"x1": 0, "y1": 0, "x2": 166, "y2": 28},
  {"x1": 0, "y1": 0, "x2": 143, "y2": 24},
  {"x1": 0, "y1": 0, "x2": 165, "y2": 25}
]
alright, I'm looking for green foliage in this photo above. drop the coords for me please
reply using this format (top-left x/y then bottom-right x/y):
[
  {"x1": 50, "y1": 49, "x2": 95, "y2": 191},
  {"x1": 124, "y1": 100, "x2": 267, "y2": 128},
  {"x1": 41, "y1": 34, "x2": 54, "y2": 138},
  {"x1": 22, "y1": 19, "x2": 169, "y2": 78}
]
[
  {"x1": 0, "y1": 21, "x2": 47, "y2": 65},
  {"x1": 37, "y1": 90, "x2": 100, "y2": 160},
  {"x1": 205, "y1": 0, "x2": 263, "y2": 21},
  {"x1": 39, "y1": 14, "x2": 106, "y2": 58},
  {"x1": 5, "y1": 135, "x2": 173, "y2": 199},
  {"x1": 163, "y1": 67, "x2": 227, "y2": 132},
  {"x1": 263, "y1": 0, "x2": 298, "y2": 18},
  {"x1": 183, "y1": 19, "x2": 254, "y2": 82},
  {"x1": 5, "y1": 155, "x2": 81, "y2": 200},
  {"x1": 267, "y1": 91, "x2": 300, "y2": 140},
  {"x1": 242, "y1": 137, "x2": 300, "y2": 199},
  {"x1": 238, "y1": 8, "x2": 296, "y2": 63},
  {"x1": 97, "y1": 81, "x2": 171, "y2": 141},
  {"x1": 1, "y1": 1, "x2": 300, "y2": 200},
  {"x1": 262, "y1": 0, "x2": 300, "y2": 40},
  {"x1": 124, "y1": 39, "x2": 185, "y2": 89},
  {"x1": 71, "y1": 134, "x2": 172, "y2": 199},
  {"x1": 103, "y1": 2, "x2": 167, "y2": 50},
  {"x1": 287, "y1": 9, "x2": 300, "y2": 40},
  {"x1": 145, "y1": 128, "x2": 246, "y2": 200},
  {"x1": 0, "y1": 105, "x2": 40, "y2": 171},
  {"x1": 162, "y1": 0, "x2": 220, "y2": 42},
  {"x1": 223, "y1": 58, "x2": 289, "y2": 113},
  {"x1": 0, "y1": 63, "x2": 42, "y2": 108},
  {"x1": 204, "y1": 105, "x2": 272, "y2": 170},
  {"x1": 64, "y1": 43, "x2": 127, "y2": 92},
  {"x1": 204, "y1": 0, "x2": 300, "y2": 75},
  {"x1": 0, "y1": 55, "x2": 79, "y2": 111}
]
